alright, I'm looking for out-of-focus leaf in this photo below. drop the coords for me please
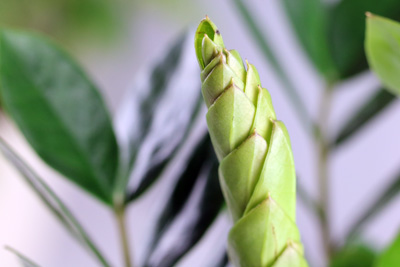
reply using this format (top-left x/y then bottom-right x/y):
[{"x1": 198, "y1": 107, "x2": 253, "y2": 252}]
[
  {"x1": 345, "y1": 168, "x2": 400, "y2": 243},
  {"x1": 115, "y1": 31, "x2": 202, "y2": 202},
  {"x1": 144, "y1": 136, "x2": 213, "y2": 258},
  {"x1": 281, "y1": 0, "x2": 338, "y2": 82},
  {"x1": 366, "y1": 14, "x2": 400, "y2": 96},
  {"x1": 330, "y1": 244, "x2": 376, "y2": 267},
  {"x1": 0, "y1": 137, "x2": 110, "y2": 267},
  {"x1": 0, "y1": 30, "x2": 119, "y2": 204},
  {"x1": 375, "y1": 230, "x2": 400, "y2": 267},
  {"x1": 145, "y1": 136, "x2": 224, "y2": 267},
  {"x1": 5, "y1": 246, "x2": 40, "y2": 267},
  {"x1": 0, "y1": 0, "x2": 121, "y2": 47},
  {"x1": 328, "y1": 0, "x2": 400, "y2": 79},
  {"x1": 332, "y1": 88, "x2": 396, "y2": 147}
]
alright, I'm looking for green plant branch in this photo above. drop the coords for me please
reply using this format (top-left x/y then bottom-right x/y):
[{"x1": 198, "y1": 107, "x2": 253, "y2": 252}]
[
  {"x1": 231, "y1": 0, "x2": 316, "y2": 136},
  {"x1": 114, "y1": 204, "x2": 132, "y2": 267},
  {"x1": 316, "y1": 85, "x2": 334, "y2": 260}
]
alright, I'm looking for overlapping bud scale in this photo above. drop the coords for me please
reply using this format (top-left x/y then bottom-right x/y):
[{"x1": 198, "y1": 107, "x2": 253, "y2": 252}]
[{"x1": 195, "y1": 17, "x2": 308, "y2": 267}]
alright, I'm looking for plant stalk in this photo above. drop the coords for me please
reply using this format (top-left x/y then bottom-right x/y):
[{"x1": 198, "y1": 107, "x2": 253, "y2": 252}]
[
  {"x1": 316, "y1": 85, "x2": 334, "y2": 261},
  {"x1": 115, "y1": 204, "x2": 133, "y2": 267}
]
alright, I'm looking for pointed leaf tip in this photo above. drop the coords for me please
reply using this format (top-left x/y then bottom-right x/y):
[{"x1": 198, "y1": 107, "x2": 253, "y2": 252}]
[
  {"x1": 195, "y1": 17, "x2": 225, "y2": 69},
  {"x1": 366, "y1": 15, "x2": 400, "y2": 96},
  {"x1": 365, "y1": 12, "x2": 373, "y2": 18}
]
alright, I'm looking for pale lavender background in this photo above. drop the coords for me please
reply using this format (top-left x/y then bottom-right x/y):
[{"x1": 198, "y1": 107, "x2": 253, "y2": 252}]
[{"x1": 1, "y1": 0, "x2": 400, "y2": 266}]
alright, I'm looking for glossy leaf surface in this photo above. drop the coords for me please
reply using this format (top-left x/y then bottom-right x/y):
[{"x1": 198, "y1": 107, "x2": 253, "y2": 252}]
[
  {"x1": 0, "y1": 30, "x2": 118, "y2": 204},
  {"x1": 145, "y1": 135, "x2": 224, "y2": 267},
  {"x1": 115, "y1": 32, "x2": 202, "y2": 201},
  {"x1": 366, "y1": 14, "x2": 400, "y2": 96}
]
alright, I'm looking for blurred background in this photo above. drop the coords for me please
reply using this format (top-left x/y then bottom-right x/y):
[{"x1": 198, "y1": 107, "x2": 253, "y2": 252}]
[{"x1": 1, "y1": 0, "x2": 400, "y2": 266}]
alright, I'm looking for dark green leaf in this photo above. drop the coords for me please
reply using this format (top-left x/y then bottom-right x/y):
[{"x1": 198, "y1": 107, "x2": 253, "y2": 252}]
[
  {"x1": 115, "y1": 32, "x2": 202, "y2": 201},
  {"x1": 366, "y1": 14, "x2": 400, "y2": 96},
  {"x1": 0, "y1": 137, "x2": 110, "y2": 266},
  {"x1": 328, "y1": 0, "x2": 400, "y2": 79},
  {"x1": 281, "y1": 0, "x2": 338, "y2": 82},
  {"x1": 330, "y1": 244, "x2": 376, "y2": 267},
  {"x1": 5, "y1": 246, "x2": 40, "y2": 267},
  {"x1": 375, "y1": 230, "x2": 400, "y2": 267},
  {"x1": 345, "y1": 168, "x2": 400, "y2": 244},
  {"x1": 145, "y1": 135, "x2": 224, "y2": 267},
  {"x1": 332, "y1": 88, "x2": 396, "y2": 147},
  {"x1": 0, "y1": 30, "x2": 119, "y2": 204}
]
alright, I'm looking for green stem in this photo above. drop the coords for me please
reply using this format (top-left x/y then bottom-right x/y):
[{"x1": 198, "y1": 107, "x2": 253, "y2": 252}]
[
  {"x1": 115, "y1": 204, "x2": 133, "y2": 267},
  {"x1": 231, "y1": 0, "x2": 316, "y2": 136},
  {"x1": 316, "y1": 85, "x2": 333, "y2": 261}
]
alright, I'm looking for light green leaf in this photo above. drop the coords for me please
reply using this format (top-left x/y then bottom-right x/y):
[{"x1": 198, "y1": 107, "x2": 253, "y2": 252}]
[
  {"x1": 375, "y1": 231, "x2": 400, "y2": 267},
  {"x1": 220, "y1": 134, "x2": 268, "y2": 221},
  {"x1": 228, "y1": 197, "x2": 300, "y2": 267},
  {"x1": 366, "y1": 14, "x2": 400, "y2": 96},
  {"x1": 0, "y1": 137, "x2": 110, "y2": 266},
  {"x1": 0, "y1": 30, "x2": 119, "y2": 204},
  {"x1": 206, "y1": 84, "x2": 255, "y2": 160},
  {"x1": 273, "y1": 242, "x2": 308, "y2": 267},
  {"x1": 244, "y1": 121, "x2": 296, "y2": 222},
  {"x1": 195, "y1": 18, "x2": 224, "y2": 69}
]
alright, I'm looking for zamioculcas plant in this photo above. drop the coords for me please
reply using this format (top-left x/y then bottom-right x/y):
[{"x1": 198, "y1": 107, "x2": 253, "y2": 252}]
[{"x1": 194, "y1": 17, "x2": 308, "y2": 267}]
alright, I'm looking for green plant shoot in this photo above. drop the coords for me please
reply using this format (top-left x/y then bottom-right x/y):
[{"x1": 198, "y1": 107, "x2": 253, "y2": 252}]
[{"x1": 194, "y1": 17, "x2": 308, "y2": 267}]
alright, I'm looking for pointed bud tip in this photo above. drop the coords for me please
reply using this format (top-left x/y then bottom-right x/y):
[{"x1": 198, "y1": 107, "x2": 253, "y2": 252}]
[{"x1": 365, "y1": 12, "x2": 374, "y2": 18}]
